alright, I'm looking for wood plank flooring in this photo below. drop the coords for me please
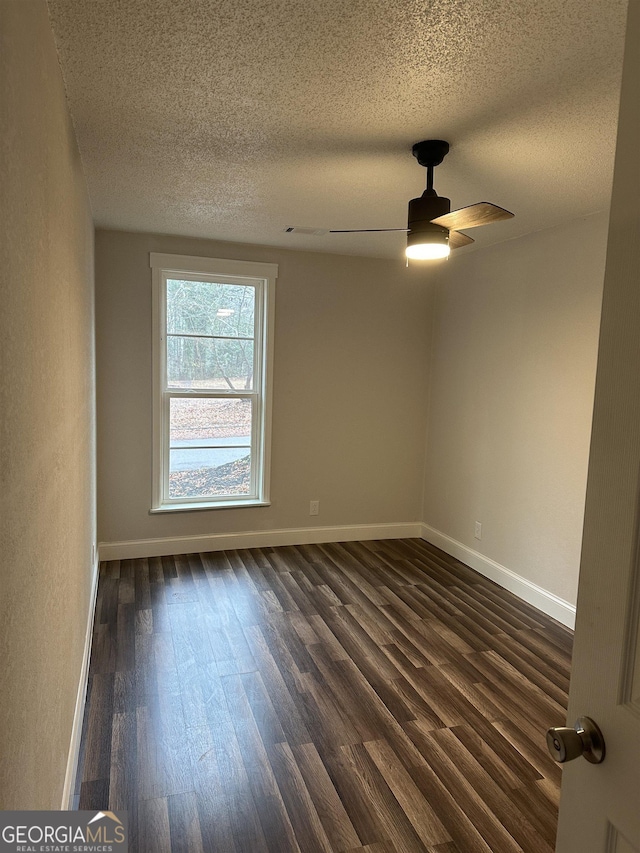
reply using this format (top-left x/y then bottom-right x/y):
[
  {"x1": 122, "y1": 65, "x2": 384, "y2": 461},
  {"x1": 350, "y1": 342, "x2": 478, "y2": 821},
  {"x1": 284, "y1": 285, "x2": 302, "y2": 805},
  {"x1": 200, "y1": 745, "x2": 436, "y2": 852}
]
[{"x1": 74, "y1": 538, "x2": 573, "y2": 852}]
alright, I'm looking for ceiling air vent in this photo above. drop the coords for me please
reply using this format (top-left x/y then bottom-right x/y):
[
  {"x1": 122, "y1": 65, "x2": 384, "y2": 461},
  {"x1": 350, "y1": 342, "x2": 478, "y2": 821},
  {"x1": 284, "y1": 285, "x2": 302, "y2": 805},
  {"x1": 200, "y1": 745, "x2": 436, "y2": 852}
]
[{"x1": 284, "y1": 226, "x2": 328, "y2": 236}]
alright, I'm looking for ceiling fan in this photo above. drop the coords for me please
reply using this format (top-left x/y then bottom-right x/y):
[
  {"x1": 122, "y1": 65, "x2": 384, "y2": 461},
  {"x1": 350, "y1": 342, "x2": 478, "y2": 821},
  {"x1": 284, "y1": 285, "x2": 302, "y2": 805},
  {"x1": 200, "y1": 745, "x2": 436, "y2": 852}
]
[{"x1": 288, "y1": 140, "x2": 514, "y2": 260}]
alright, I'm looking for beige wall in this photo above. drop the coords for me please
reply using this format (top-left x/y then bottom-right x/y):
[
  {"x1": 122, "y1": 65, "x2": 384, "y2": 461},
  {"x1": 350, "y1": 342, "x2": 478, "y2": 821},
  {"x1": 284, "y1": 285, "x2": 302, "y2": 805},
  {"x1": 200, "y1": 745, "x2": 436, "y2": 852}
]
[
  {"x1": 0, "y1": 2, "x2": 96, "y2": 808},
  {"x1": 95, "y1": 230, "x2": 432, "y2": 545},
  {"x1": 422, "y1": 213, "x2": 609, "y2": 605},
  {"x1": 96, "y1": 217, "x2": 608, "y2": 609}
]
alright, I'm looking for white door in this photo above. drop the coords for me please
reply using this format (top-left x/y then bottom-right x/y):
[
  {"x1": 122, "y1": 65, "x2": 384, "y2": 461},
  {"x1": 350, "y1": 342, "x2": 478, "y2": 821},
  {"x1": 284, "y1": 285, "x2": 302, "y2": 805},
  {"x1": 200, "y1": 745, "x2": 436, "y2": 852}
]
[{"x1": 555, "y1": 2, "x2": 640, "y2": 850}]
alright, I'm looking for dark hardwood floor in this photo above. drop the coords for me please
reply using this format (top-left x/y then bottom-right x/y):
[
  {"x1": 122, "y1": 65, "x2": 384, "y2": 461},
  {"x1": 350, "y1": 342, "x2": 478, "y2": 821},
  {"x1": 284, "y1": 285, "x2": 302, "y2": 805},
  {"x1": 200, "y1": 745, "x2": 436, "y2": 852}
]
[{"x1": 74, "y1": 538, "x2": 572, "y2": 852}]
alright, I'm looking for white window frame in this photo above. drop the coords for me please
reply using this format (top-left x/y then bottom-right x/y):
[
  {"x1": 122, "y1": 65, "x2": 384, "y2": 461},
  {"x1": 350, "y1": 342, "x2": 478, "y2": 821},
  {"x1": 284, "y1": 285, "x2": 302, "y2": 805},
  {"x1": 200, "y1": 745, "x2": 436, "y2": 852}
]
[{"x1": 150, "y1": 253, "x2": 277, "y2": 512}]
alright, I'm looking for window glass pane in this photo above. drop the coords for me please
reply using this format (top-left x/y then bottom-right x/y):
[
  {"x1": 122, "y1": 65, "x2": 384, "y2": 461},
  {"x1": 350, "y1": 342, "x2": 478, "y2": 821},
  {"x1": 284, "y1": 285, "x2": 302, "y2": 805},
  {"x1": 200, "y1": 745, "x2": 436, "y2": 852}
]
[
  {"x1": 169, "y1": 397, "x2": 252, "y2": 498},
  {"x1": 170, "y1": 397, "x2": 251, "y2": 441},
  {"x1": 167, "y1": 336, "x2": 254, "y2": 390},
  {"x1": 169, "y1": 449, "x2": 251, "y2": 498},
  {"x1": 167, "y1": 279, "x2": 255, "y2": 338}
]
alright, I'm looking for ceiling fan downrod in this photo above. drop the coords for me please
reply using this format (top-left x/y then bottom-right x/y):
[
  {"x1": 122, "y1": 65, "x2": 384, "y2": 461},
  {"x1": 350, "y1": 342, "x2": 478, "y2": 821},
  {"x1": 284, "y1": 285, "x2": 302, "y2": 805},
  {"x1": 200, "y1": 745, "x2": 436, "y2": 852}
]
[
  {"x1": 426, "y1": 166, "x2": 435, "y2": 193},
  {"x1": 412, "y1": 139, "x2": 450, "y2": 195},
  {"x1": 408, "y1": 140, "x2": 452, "y2": 235}
]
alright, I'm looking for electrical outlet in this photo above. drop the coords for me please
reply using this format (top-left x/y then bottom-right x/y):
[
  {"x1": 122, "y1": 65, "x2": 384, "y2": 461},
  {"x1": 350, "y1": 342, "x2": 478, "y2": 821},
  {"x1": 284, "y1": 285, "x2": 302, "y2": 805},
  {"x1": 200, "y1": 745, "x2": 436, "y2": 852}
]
[
  {"x1": 309, "y1": 500, "x2": 320, "y2": 516},
  {"x1": 474, "y1": 521, "x2": 482, "y2": 540}
]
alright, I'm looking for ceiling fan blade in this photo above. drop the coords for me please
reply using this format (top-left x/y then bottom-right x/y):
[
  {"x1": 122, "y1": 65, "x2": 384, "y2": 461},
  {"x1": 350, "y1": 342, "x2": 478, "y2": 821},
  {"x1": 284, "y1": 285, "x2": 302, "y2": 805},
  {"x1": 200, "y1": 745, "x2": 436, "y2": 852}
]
[
  {"x1": 431, "y1": 202, "x2": 514, "y2": 231},
  {"x1": 328, "y1": 228, "x2": 409, "y2": 233},
  {"x1": 448, "y1": 230, "x2": 474, "y2": 249}
]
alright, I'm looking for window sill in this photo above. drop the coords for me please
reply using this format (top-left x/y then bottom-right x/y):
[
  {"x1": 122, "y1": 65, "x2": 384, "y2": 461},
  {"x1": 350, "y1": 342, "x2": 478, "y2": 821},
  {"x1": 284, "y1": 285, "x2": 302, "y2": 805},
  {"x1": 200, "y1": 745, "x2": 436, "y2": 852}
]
[{"x1": 150, "y1": 499, "x2": 271, "y2": 513}]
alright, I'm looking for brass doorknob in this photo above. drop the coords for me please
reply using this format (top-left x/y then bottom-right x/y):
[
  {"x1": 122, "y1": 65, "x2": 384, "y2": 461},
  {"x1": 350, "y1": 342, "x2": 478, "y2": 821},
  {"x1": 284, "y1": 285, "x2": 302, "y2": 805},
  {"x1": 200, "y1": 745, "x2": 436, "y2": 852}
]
[{"x1": 546, "y1": 716, "x2": 605, "y2": 764}]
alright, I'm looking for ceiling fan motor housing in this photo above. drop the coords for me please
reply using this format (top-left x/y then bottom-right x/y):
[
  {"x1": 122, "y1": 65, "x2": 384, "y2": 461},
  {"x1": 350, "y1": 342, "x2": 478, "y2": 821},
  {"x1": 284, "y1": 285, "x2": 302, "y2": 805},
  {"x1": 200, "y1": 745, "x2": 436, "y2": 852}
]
[{"x1": 408, "y1": 192, "x2": 451, "y2": 236}]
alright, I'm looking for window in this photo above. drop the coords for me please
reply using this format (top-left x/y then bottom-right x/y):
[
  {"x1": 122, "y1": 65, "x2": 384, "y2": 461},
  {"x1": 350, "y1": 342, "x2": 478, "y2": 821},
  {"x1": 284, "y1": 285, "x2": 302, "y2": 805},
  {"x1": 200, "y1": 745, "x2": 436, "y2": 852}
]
[{"x1": 150, "y1": 253, "x2": 276, "y2": 511}]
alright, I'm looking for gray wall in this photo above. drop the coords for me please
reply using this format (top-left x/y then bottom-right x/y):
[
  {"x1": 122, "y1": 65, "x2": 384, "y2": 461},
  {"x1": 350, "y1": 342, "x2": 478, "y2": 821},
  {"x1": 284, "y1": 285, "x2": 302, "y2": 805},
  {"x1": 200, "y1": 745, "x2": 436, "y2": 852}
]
[
  {"x1": 422, "y1": 213, "x2": 609, "y2": 604},
  {"x1": 0, "y1": 2, "x2": 96, "y2": 808},
  {"x1": 95, "y1": 230, "x2": 432, "y2": 545}
]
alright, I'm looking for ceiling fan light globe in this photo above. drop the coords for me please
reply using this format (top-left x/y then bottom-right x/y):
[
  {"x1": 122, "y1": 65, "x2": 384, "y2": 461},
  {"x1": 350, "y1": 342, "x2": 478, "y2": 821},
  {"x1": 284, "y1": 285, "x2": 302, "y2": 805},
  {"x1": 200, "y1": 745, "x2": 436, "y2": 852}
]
[
  {"x1": 406, "y1": 223, "x2": 450, "y2": 260},
  {"x1": 405, "y1": 240, "x2": 450, "y2": 260}
]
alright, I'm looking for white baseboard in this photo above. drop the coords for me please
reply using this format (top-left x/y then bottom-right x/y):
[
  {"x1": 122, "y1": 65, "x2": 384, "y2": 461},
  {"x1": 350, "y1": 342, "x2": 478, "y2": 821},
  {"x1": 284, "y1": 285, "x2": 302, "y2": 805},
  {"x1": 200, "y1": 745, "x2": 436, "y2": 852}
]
[
  {"x1": 99, "y1": 522, "x2": 423, "y2": 562},
  {"x1": 61, "y1": 550, "x2": 100, "y2": 809},
  {"x1": 420, "y1": 523, "x2": 576, "y2": 629},
  {"x1": 98, "y1": 521, "x2": 575, "y2": 628}
]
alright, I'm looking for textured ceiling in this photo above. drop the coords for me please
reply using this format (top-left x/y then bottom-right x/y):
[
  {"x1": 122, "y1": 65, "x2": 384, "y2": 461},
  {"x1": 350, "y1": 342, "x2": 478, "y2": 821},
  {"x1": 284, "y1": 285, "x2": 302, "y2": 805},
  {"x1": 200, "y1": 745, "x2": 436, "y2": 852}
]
[{"x1": 46, "y1": 0, "x2": 628, "y2": 259}]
